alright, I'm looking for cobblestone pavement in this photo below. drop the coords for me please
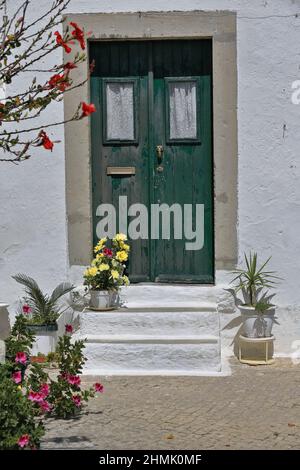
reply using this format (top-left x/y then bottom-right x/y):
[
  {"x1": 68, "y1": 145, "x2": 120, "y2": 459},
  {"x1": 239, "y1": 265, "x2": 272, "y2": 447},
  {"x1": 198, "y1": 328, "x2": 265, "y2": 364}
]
[{"x1": 42, "y1": 359, "x2": 300, "y2": 450}]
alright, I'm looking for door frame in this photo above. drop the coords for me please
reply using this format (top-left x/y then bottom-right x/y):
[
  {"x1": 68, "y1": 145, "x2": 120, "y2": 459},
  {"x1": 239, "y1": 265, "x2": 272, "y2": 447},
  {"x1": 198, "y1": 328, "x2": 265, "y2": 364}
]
[{"x1": 63, "y1": 11, "x2": 238, "y2": 282}]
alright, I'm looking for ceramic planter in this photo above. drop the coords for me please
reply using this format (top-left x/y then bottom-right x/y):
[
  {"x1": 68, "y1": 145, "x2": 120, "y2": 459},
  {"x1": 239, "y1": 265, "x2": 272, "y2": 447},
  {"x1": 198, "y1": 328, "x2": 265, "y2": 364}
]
[
  {"x1": 27, "y1": 323, "x2": 58, "y2": 355},
  {"x1": 239, "y1": 305, "x2": 275, "y2": 338},
  {"x1": 90, "y1": 290, "x2": 113, "y2": 309}
]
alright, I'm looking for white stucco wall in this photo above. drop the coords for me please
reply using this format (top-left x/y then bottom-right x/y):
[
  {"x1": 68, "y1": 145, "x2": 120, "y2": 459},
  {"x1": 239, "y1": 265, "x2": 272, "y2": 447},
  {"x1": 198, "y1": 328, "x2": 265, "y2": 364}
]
[{"x1": 1, "y1": 0, "x2": 300, "y2": 356}]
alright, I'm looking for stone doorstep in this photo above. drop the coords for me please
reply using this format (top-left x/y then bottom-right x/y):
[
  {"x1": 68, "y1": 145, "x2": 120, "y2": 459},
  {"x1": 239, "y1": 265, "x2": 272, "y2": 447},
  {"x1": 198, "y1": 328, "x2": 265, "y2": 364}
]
[
  {"x1": 120, "y1": 284, "x2": 224, "y2": 309},
  {"x1": 74, "y1": 286, "x2": 230, "y2": 376},
  {"x1": 78, "y1": 308, "x2": 220, "y2": 337},
  {"x1": 82, "y1": 341, "x2": 221, "y2": 374}
]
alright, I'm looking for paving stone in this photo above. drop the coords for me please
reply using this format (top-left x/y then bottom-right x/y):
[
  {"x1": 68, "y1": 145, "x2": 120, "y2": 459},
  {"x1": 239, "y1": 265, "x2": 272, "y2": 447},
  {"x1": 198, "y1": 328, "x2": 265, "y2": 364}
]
[{"x1": 42, "y1": 359, "x2": 300, "y2": 450}]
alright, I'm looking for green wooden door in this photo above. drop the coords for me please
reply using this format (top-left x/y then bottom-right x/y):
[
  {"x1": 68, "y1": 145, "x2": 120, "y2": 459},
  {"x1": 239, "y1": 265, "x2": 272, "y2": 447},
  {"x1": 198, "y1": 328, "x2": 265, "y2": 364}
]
[{"x1": 90, "y1": 40, "x2": 214, "y2": 283}]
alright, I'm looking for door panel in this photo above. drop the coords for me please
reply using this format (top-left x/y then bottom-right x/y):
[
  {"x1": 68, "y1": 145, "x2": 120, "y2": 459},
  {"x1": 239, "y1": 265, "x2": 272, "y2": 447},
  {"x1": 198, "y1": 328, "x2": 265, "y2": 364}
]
[
  {"x1": 90, "y1": 40, "x2": 214, "y2": 283},
  {"x1": 90, "y1": 42, "x2": 150, "y2": 281}
]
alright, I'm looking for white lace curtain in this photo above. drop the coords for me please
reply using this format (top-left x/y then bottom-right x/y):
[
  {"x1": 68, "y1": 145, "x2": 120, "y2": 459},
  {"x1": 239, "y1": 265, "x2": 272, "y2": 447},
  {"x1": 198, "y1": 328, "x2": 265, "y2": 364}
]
[
  {"x1": 106, "y1": 82, "x2": 134, "y2": 140},
  {"x1": 169, "y1": 81, "x2": 197, "y2": 139}
]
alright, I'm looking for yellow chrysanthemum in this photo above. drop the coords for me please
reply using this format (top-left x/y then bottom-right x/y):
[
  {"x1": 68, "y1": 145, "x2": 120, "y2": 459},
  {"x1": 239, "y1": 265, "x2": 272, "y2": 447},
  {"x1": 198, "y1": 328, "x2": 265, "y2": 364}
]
[
  {"x1": 96, "y1": 253, "x2": 104, "y2": 260},
  {"x1": 119, "y1": 242, "x2": 130, "y2": 252},
  {"x1": 87, "y1": 267, "x2": 98, "y2": 277},
  {"x1": 110, "y1": 270, "x2": 119, "y2": 280},
  {"x1": 122, "y1": 275, "x2": 130, "y2": 286},
  {"x1": 99, "y1": 263, "x2": 109, "y2": 271},
  {"x1": 116, "y1": 250, "x2": 128, "y2": 262},
  {"x1": 94, "y1": 237, "x2": 107, "y2": 253},
  {"x1": 114, "y1": 233, "x2": 127, "y2": 242}
]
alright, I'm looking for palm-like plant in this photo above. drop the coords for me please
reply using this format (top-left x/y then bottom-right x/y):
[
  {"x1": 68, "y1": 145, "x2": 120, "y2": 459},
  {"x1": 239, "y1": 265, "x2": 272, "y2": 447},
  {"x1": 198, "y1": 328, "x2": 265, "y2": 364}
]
[
  {"x1": 13, "y1": 274, "x2": 74, "y2": 325},
  {"x1": 230, "y1": 253, "x2": 280, "y2": 307}
]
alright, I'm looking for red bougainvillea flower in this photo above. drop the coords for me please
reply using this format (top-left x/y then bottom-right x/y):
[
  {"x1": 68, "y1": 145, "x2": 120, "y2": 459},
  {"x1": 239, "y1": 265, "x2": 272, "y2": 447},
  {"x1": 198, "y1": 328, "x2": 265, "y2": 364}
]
[
  {"x1": 12, "y1": 371, "x2": 22, "y2": 384},
  {"x1": 67, "y1": 375, "x2": 81, "y2": 386},
  {"x1": 70, "y1": 22, "x2": 85, "y2": 50},
  {"x1": 48, "y1": 73, "x2": 70, "y2": 92},
  {"x1": 40, "y1": 383, "x2": 50, "y2": 398},
  {"x1": 65, "y1": 324, "x2": 73, "y2": 334},
  {"x1": 94, "y1": 383, "x2": 104, "y2": 393},
  {"x1": 15, "y1": 352, "x2": 27, "y2": 365},
  {"x1": 72, "y1": 395, "x2": 82, "y2": 407},
  {"x1": 28, "y1": 390, "x2": 44, "y2": 403},
  {"x1": 18, "y1": 434, "x2": 30, "y2": 448},
  {"x1": 54, "y1": 31, "x2": 72, "y2": 53},
  {"x1": 22, "y1": 304, "x2": 31, "y2": 314},
  {"x1": 103, "y1": 248, "x2": 113, "y2": 257},
  {"x1": 81, "y1": 102, "x2": 96, "y2": 117},
  {"x1": 64, "y1": 61, "x2": 77, "y2": 71},
  {"x1": 39, "y1": 131, "x2": 54, "y2": 151},
  {"x1": 40, "y1": 400, "x2": 52, "y2": 413}
]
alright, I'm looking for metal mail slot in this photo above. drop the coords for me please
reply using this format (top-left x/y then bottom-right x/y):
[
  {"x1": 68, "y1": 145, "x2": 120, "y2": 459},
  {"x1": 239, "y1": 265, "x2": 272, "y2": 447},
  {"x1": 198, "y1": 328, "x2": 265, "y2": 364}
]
[{"x1": 106, "y1": 166, "x2": 136, "y2": 176}]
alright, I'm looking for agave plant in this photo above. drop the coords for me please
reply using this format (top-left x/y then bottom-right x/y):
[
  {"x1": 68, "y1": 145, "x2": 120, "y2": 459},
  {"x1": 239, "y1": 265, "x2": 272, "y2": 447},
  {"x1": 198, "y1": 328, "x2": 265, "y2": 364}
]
[
  {"x1": 13, "y1": 274, "x2": 74, "y2": 325},
  {"x1": 230, "y1": 252, "x2": 280, "y2": 307}
]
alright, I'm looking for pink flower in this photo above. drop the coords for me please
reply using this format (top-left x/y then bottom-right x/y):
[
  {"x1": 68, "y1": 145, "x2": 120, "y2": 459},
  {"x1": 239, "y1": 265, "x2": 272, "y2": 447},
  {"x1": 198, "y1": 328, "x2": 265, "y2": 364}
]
[
  {"x1": 65, "y1": 324, "x2": 73, "y2": 334},
  {"x1": 22, "y1": 304, "x2": 31, "y2": 314},
  {"x1": 103, "y1": 248, "x2": 113, "y2": 257},
  {"x1": 54, "y1": 31, "x2": 72, "y2": 54},
  {"x1": 28, "y1": 390, "x2": 44, "y2": 403},
  {"x1": 67, "y1": 375, "x2": 81, "y2": 386},
  {"x1": 81, "y1": 102, "x2": 96, "y2": 117},
  {"x1": 15, "y1": 352, "x2": 27, "y2": 365},
  {"x1": 72, "y1": 395, "x2": 81, "y2": 407},
  {"x1": 39, "y1": 130, "x2": 54, "y2": 151},
  {"x1": 64, "y1": 61, "x2": 77, "y2": 71},
  {"x1": 18, "y1": 434, "x2": 30, "y2": 448},
  {"x1": 94, "y1": 383, "x2": 104, "y2": 393},
  {"x1": 70, "y1": 22, "x2": 85, "y2": 50},
  {"x1": 40, "y1": 383, "x2": 50, "y2": 397},
  {"x1": 39, "y1": 400, "x2": 52, "y2": 413},
  {"x1": 12, "y1": 371, "x2": 22, "y2": 384}
]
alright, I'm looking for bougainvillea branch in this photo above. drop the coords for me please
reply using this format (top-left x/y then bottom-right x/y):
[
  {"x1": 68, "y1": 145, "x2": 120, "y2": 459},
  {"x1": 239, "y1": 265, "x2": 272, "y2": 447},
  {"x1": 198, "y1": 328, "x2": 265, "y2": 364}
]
[{"x1": 0, "y1": 0, "x2": 95, "y2": 163}]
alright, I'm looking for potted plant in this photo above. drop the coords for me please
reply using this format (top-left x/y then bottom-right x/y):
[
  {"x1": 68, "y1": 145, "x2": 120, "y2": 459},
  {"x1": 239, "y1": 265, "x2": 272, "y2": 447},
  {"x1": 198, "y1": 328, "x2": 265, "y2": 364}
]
[
  {"x1": 84, "y1": 233, "x2": 130, "y2": 310},
  {"x1": 229, "y1": 253, "x2": 280, "y2": 338},
  {"x1": 12, "y1": 274, "x2": 74, "y2": 354}
]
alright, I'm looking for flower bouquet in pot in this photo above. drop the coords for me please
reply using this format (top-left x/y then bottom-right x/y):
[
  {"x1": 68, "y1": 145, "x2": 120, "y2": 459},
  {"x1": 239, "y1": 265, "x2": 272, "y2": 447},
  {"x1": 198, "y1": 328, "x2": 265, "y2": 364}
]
[
  {"x1": 229, "y1": 252, "x2": 280, "y2": 338},
  {"x1": 83, "y1": 234, "x2": 130, "y2": 310}
]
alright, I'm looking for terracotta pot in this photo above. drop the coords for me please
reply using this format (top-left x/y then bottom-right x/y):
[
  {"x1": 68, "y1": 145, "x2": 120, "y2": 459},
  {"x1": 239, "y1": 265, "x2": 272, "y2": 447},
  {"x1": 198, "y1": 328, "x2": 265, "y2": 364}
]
[{"x1": 30, "y1": 356, "x2": 47, "y2": 364}]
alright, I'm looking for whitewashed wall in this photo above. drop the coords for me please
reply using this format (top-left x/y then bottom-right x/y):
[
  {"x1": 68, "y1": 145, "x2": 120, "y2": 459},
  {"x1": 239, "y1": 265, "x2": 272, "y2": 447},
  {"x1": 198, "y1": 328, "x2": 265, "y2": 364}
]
[{"x1": 1, "y1": 0, "x2": 300, "y2": 356}]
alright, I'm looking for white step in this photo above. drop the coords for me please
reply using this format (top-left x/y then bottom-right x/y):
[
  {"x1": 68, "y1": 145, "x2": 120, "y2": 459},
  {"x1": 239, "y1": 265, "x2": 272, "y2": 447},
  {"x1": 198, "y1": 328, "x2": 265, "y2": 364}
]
[
  {"x1": 72, "y1": 285, "x2": 230, "y2": 376},
  {"x1": 119, "y1": 285, "x2": 222, "y2": 309},
  {"x1": 78, "y1": 334, "x2": 221, "y2": 375},
  {"x1": 79, "y1": 309, "x2": 219, "y2": 337},
  {"x1": 75, "y1": 303, "x2": 222, "y2": 375}
]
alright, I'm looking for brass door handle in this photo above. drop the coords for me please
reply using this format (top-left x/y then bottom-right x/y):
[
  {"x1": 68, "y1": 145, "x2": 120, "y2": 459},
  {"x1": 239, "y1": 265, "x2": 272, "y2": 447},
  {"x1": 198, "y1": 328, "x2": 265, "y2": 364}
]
[{"x1": 156, "y1": 145, "x2": 164, "y2": 160}]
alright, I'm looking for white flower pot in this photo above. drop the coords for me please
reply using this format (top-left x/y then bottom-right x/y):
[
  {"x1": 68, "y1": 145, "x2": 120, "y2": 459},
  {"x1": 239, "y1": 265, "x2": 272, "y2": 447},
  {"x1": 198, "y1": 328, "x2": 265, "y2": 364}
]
[
  {"x1": 28, "y1": 324, "x2": 58, "y2": 355},
  {"x1": 239, "y1": 305, "x2": 275, "y2": 338},
  {"x1": 90, "y1": 290, "x2": 112, "y2": 309}
]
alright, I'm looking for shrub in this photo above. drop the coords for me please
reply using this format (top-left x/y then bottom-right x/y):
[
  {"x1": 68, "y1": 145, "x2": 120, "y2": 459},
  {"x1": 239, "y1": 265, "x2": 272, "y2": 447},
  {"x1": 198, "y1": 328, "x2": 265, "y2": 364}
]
[
  {"x1": 46, "y1": 328, "x2": 103, "y2": 419},
  {"x1": 0, "y1": 364, "x2": 45, "y2": 450},
  {"x1": 1, "y1": 316, "x2": 104, "y2": 449},
  {"x1": 5, "y1": 314, "x2": 35, "y2": 363}
]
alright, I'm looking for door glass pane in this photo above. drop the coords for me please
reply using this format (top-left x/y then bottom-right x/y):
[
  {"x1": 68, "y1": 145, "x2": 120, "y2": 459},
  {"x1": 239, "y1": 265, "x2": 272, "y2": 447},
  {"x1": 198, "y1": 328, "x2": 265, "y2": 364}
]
[
  {"x1": 169, "y1": 81, "x2": 197, "y2": 139},
  {"x1": 106, "y1": 82, "x2": 134, "y2": 140}
]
